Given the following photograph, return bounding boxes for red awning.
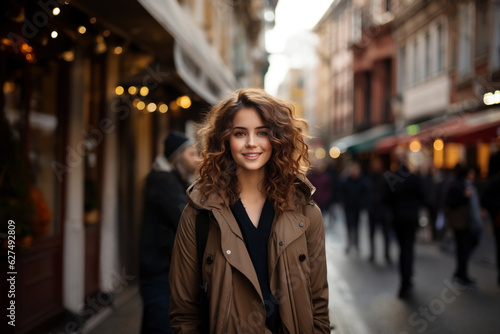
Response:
[376,108,500,152]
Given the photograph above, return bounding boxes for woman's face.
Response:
[229,107,272,174]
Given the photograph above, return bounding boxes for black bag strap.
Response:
[195,209,210,333]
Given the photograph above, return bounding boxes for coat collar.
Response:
[186,173,316,211]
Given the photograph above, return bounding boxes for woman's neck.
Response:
[237,169,266,201]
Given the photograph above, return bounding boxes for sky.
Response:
[264,0,335,95]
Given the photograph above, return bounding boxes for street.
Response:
[325,206,500,334]
[86,206,500,334]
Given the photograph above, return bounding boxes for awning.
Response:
[376,108,500,151]
[330,124,395,153]
[138,0,240,105]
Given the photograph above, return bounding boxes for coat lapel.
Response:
[212,207,264,301]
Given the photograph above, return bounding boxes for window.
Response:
[457,3,472,76]
[2,56,62,242]
[398,46,406,92]
[475,3,488,59]
[424,32,431,78]
[412,39,418,84]
[436,23,445,73]
[491,0,500,69]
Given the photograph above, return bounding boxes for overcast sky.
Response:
[264,0,334,95]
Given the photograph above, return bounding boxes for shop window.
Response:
[1,55,61,246]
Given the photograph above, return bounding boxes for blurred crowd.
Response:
[308,152,500,298]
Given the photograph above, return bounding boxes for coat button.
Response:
[279,241,284,246]
[299,222,304,227]
[226,250,231,255]
[206,255,214,265]
[299,254,306,262]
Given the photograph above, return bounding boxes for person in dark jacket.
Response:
[383,160,427,298]
[139,132,199,334]
[367,157,392,264]
[445,165,482,287]
[341,162,369,254]
[483,153,500,286]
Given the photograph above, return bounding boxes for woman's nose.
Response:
[246,134,256,147]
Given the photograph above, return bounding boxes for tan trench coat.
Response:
[169,177,330,333]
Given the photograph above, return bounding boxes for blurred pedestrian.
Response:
[445,165,482,287]
[383,160,427,298]
[139,132,199,334]
[367,157,392,264]
[309,159,333,225]
[168,89,330,333]
[340,162,369,254]
[481,159,500,287]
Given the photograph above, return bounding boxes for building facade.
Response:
[378,0,500,175]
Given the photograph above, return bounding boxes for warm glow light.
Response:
[128,86,138,95]
[115,86,124,95]
[25,54,33,61]
[51,31,58,38]
[409,140,421,152]
[52,7,60,15]
[433,139,444,151]
[3,82,15,94]
[90,17,97,24]
[483,91,500,106]
[20,43,33,53]
[102,30,110,37]
[315,148,326,159]
[78,26,86,34]
[176,95,191,109]
[61,50,74,62]
[136,101,145,110]
[169,101,179,111]
[114,46,123,55]
[147,103,157,112]
[329,147,341,159]
[158,103,168,113]
[140,86,149,96]
[133,98,141,107]
[1,38,12,46]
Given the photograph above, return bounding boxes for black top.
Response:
[231,199,281,333]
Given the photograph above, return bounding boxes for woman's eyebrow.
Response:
[232,126,269,130]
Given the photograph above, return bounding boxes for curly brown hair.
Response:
[196,88,310,215]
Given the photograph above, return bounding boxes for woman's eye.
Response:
[234,131,245,137]
[258,131,268,136]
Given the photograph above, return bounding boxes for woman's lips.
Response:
[242,153,262,160]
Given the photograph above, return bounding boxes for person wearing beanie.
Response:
[139,132,199,334]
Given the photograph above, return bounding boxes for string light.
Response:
[147,103,157,112]
[158,103,168,113]
[78,26,86,34]
[433,139,444,151]
[114,46,123,55]
[90,17,97,24]
[52,7,61,15]
[136,101,145,110]
[128,86,138,95]
[51,31,58,39]
[115,86,124,95]
[176,95,191,109]
[409,140,422,153]
[140,86,149,96]
[329,147,341,159]
[315,148,326,159]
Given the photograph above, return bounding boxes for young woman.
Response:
[168,88,330,333]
